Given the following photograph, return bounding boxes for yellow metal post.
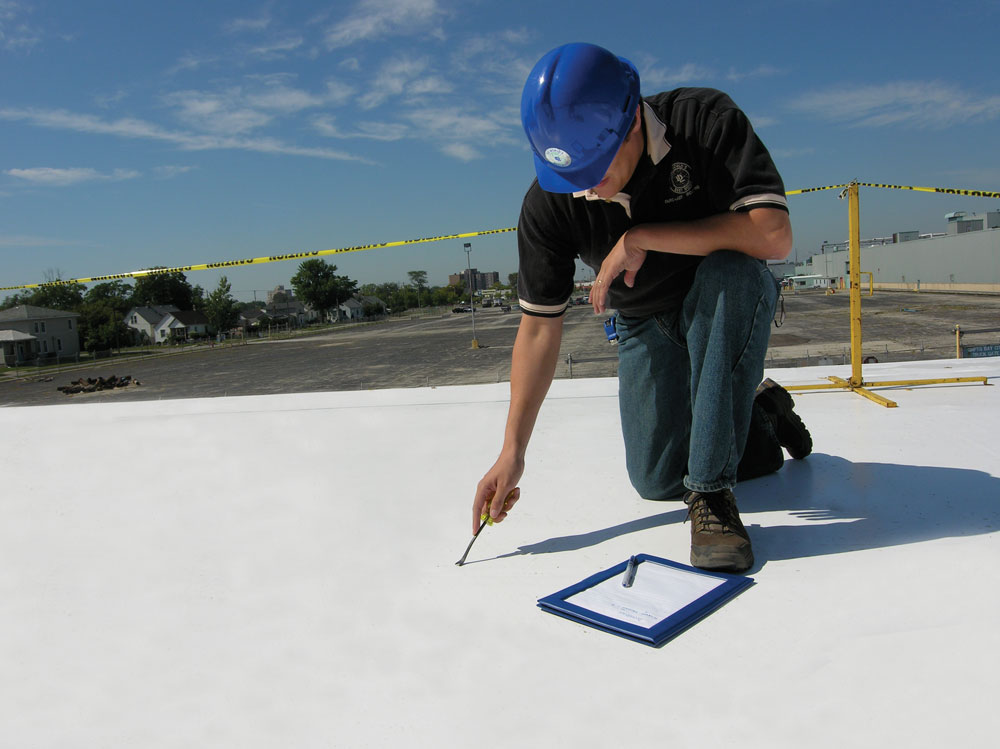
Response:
[861,271,874,296]
[848,182,863,387]
[779,180,990,407]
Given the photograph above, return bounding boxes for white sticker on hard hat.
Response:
[544,148,572,167]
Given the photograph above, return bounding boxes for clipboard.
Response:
[537,554,753,647]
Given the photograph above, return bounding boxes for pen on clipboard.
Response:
[622,555,639,587]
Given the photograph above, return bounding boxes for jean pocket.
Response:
[653,307,686,349]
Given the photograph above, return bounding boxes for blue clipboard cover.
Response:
[537,554,753,647]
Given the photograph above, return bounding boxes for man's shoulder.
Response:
[521,178,579,219]
[645,88,740,118]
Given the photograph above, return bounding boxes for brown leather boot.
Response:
[754,378,812,460]
[684,489,754,572]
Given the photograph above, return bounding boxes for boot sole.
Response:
[690,544,754,573]
[757,380,812,459]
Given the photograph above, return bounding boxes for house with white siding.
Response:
[123,306,179,344]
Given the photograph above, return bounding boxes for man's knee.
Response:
[696,251,767,294]
[627,467,687,501]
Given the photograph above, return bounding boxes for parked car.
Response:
[452,306,472,313]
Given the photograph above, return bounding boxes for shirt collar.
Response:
[572,100,672,218]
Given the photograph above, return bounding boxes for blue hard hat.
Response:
[521,43,640,193]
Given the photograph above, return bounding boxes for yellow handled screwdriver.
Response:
[455,490,516,566]
[455,513,493,567]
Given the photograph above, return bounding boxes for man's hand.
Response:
[473,455,523,533]
[591,230,647,314]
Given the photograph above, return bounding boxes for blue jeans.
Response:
[615,251,779,499]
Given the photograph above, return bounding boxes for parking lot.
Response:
[2,289,998,408]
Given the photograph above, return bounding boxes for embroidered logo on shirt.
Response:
[670,162,694,195]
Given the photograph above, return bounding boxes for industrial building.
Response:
[790,210,1000,293]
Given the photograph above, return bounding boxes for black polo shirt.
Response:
[517,87,788,319]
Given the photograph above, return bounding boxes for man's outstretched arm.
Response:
[472,312,564,533]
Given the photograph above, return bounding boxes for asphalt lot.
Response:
[2,290,999,408]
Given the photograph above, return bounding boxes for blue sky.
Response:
[2,0,998,302]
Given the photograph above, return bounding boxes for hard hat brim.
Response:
[532,150,612,194]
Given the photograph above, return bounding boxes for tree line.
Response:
[1,260,519,352]
[1,270,242,352]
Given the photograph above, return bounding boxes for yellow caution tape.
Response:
[3,181,996,292]
[0,227,517,292]
[784,184,849,196]
[855,182,1000,198]
[786,182,1000,198]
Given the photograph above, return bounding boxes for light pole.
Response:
[464,242,479,349]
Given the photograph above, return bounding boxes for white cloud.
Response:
[163,90,274,134]
[93,87,129,109]
[452,29,531,75]
[357,56,453,109]
[324,0,443,49]
[0,0,41,52]
[405,107,507,141]
[224,14,271,34]
[788,81,1000,129]
[324,79,356,104]
[246,86,326,113]
[404,106,517,161]
[407,75,452,97]
[312,115,408,141]
[727,64,783,83]
[153,165,197,179]
[640,61,714,90]
[0,107,372,163]
[249,36,304,58]
[440,142,480,161]
[749,115,778,128]
[5,167,140,187]
[167,52,219,76]
[162,77,354,136]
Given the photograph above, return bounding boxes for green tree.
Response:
[204,276,239,334]
[2,291,35,310]
[78,281,133,350]
[131,268,194,309]
[84,281,133,313]
[28,282,85,312]
[78,300,131,351]
[508,272,519,289]
[430,285,461,306]
[191,285,206,312]
[407,270,427,308]
[291,259,357,321]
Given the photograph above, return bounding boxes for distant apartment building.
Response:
[267,285,295,304]
[448,268,500,291]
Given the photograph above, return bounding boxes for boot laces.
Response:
[685,491,741,534]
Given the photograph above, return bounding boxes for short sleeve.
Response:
[516,183,577,317]
[703,104,788,214]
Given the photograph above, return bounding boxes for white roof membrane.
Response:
[1,357,998,747]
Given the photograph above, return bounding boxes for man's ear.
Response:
[624,105,642,143]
